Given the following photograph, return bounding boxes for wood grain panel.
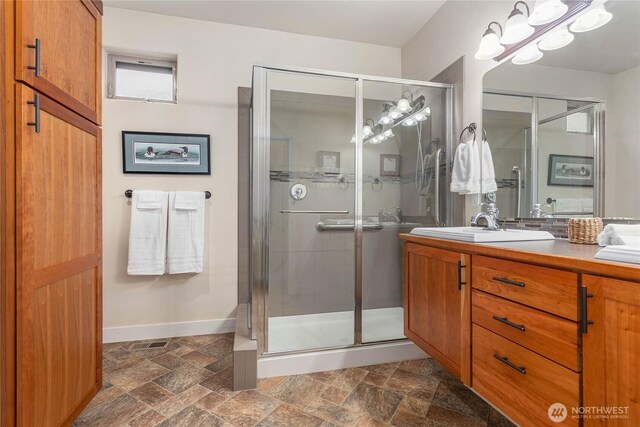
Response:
[583,275,640,426]
[472,290,580,371]
[473,325,580,427]
[16,85,101,426]
[33,270,98,426]
[1,0,17,424]
[472,255,579,321]
[15,0,101,124]
[404,243,467,380]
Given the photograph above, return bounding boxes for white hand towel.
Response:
[128,191,169,275]
[581,199,594,213]
[597,224,640,246]
[450,139,480,194]
[167,191,206,274]
[481,140,498,194]
[555,198,580,213]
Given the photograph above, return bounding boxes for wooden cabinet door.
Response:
[15,0,101,125]
[583,275,640,426]
[15,84,102,427]
[403,243,470,383]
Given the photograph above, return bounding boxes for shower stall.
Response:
[249,66,454,359]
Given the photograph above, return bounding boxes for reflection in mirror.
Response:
[482,0,640,220]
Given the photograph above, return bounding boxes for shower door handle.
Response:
[433,148,445,226]
[281,210,350,214]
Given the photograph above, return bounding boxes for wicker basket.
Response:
[568,218,603,244]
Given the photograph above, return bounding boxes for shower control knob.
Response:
[290,183,307,200]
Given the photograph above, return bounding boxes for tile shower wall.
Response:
[268,91,408,317]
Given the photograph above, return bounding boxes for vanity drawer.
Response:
[472,325,580,427]
[472,290,579,371]
[472,256,578,320]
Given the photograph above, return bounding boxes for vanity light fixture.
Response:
[512,43,544,65]
[570,2,612,33]
[363,118,375,137]
[378,104,394,125]
[501,1,535,45]
[474,22,505,60]
[397,92,412,113]
[538,26,574,50]
[528,0,568,26]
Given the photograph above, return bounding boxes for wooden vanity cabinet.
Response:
[582,275,640,426]
[403,243,471,384]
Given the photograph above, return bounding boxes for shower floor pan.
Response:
[267,307,404,354]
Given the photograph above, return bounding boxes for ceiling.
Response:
[103,0,446,48]
[537,0,640,75]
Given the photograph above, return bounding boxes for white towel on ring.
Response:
[167,191,206,274]
[450,138,480,194]
[481,140,498,193]
[127,191,169,275]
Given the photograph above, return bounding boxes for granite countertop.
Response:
[400,234,640,283]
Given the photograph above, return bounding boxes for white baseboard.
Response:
[103,318,236,343]
[257,341,427,378]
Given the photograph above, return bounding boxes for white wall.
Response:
[102,7,401,337]
[610,65,640,217]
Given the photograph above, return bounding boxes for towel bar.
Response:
[124,190,211,199]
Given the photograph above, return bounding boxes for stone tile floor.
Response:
[75,333,515,426]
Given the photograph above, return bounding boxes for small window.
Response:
[107,54,177,103]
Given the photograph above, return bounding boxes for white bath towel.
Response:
[128,191,169,275]
[450,139,480,194]
[595,244,640,265]
[555,198,580,213]
[481,140,498,193]
[597,224,640,246]
[167,191,206,274]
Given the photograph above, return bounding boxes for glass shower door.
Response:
[265,70,357,353]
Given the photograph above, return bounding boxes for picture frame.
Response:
[122,131,211,175]
[547,154,594,187]
[380,154,400,177]
[316,151,340,174]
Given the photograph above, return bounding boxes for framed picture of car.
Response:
[122,131,211,174]
[547,154,594,187]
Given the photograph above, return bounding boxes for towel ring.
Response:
[458,123,477,146]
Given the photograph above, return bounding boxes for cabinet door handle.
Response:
[580,286,594,334]
[457,260,466,290]
[492,315,525,331]
[492,276,525,287]
[27,94,41,133]
[27,38,41,77]
[493,354,526,374]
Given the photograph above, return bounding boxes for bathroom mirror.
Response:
[482,0,640,220]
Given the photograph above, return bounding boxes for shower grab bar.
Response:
[281,209,350,214]
[512,166,522,217]
[433,147,445,226]
[316,222,383,231]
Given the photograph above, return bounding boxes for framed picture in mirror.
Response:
[547,154,594,187]
[317,151,340,174]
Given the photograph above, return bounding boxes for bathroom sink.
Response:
[410,227,555,243]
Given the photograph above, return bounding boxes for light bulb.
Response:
[538,26,574,50]
[512,43,543,65]
[402,118,417,127]
[528,0,568,26]
[379,134,388,141]
[475,28,505,60]
[389,106,402,119]
[378,113,393,125]
[383,129,394,138]
[501,7,535,44]
[397,97,411,113]
[570,4,612,33]
[363,125,373,137]
[414,112,428,121]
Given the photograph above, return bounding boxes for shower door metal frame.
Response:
[251,65,453,356]
[483,89,605,217]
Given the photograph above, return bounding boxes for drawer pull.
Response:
[26,94,41,133]
[493,354,526,374]
[492,315,525,331]
[492,276,525,287]
[27,38,41,77]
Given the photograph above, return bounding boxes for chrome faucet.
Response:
[471,203,501,231]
